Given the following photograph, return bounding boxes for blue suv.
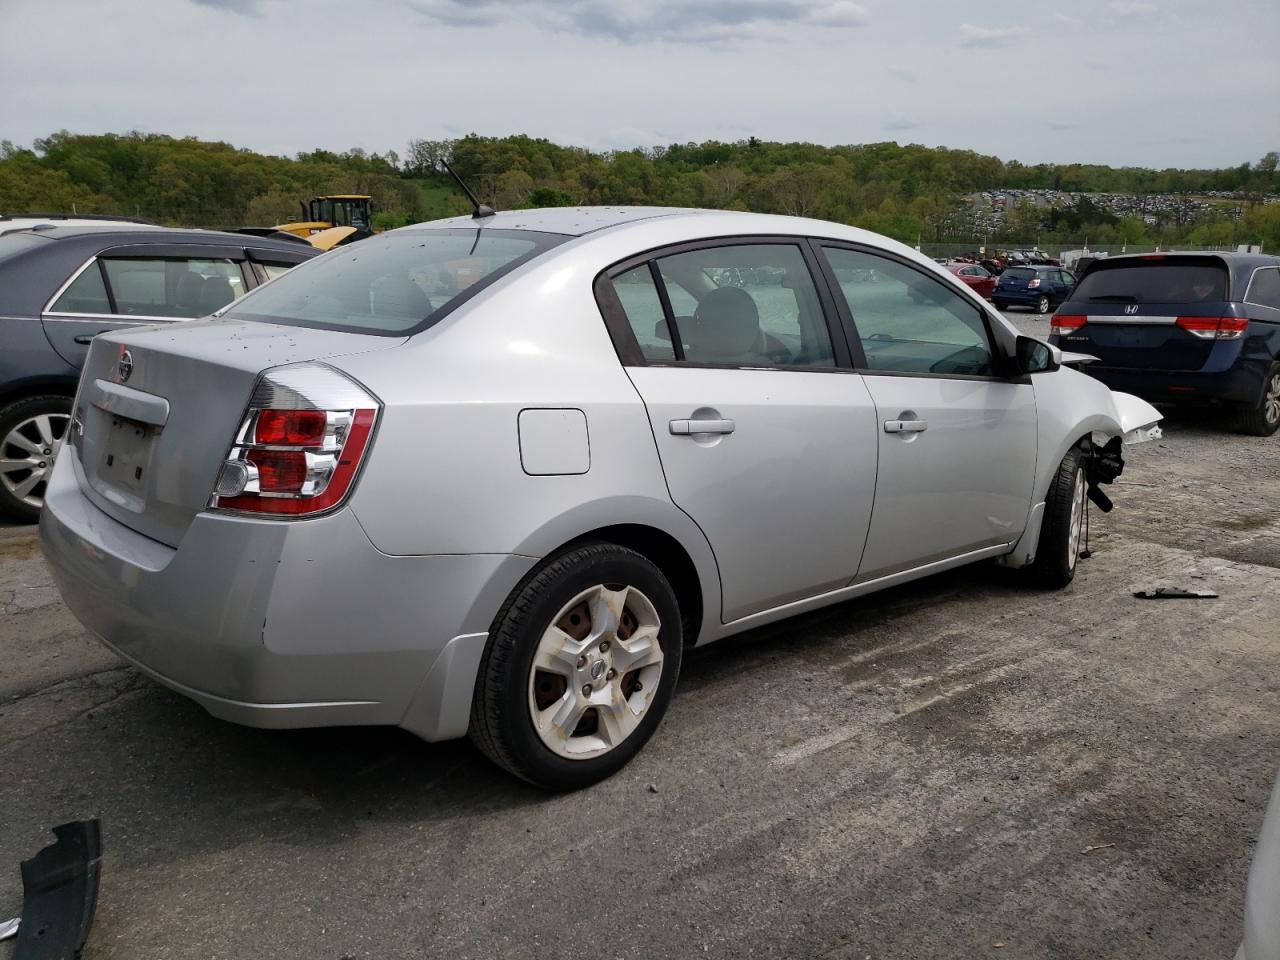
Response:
[993,265,1077,314]
[1049,252,1280,436]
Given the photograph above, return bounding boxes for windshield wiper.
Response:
[1088,294,1140,302]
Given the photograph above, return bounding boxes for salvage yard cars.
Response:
[40,207,1161,789]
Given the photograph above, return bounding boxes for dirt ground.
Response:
[1,312,1277,959]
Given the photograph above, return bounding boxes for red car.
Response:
[944,260,997,300]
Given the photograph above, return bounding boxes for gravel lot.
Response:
[1,310,1277,959]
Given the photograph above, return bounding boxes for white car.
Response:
[40,207,1161,789]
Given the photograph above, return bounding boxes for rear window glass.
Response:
[227,229,565,336]
[1003,267,1036,281]
[1073,259,1229,304]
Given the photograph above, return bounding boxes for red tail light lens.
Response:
[254,409,328,446]
[1051,314,1086,336]
[1175,316,1249,341]
[246,450,308,493]
[211,363,380,518]
[1027,278,1041,288]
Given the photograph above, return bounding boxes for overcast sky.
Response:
[3,0,1277,169]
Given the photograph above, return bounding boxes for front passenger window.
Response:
[821,247,995,377]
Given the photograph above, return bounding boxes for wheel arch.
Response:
[0,375,78,410]
[511,497,722,648]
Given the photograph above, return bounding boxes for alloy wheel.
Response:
[527,583,665,760]
[1067,466,1086,571]
[0,413,70,510]
[1265,372,1280,427]
[1037,295,1050,314]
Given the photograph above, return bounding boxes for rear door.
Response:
[597,239,879,623]
[1052,256,1233,371]
[42,244,253,368]
[817,244,1037,580]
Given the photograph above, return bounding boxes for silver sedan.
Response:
[40,208,1161,789]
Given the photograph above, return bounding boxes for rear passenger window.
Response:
[608,244,836,367]
[1246,267,1280,310]
[261,263,293,282]
[101,258,246,318]
[822,247,994,377]
[49,262,111,314]
[612,266,676,361]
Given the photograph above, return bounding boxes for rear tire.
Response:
[1024,445,1088,589]
[993,300,1009,311]
[1234,363,1280,437]
[1035,294,1051,315]
[0,395,73,523]
[469,542,683,790]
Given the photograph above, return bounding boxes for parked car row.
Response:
[0,224,317,520]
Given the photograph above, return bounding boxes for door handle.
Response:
[73,330,112,345]
[884,419,927,434]
[670,418,736,436]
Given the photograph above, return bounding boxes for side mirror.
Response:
[1014,335,1060,375]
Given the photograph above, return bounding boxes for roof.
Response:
[418,206,705,237]
[7,224,312,251]
[1095,250,1280,269]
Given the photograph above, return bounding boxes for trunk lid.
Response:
[71,317,403,546]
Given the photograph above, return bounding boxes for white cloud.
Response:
[407,0,870,44]
[957,23,1030,48]
[1054,12,1083,25]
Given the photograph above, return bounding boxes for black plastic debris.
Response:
[7,820,102,960]
[1133,587,1220,600]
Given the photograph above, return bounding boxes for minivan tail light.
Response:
[1175,316,1248,341]
[1051,314,1086,336]
[210,363,380,518]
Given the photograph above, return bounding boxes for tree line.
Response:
[2,131,1277,249]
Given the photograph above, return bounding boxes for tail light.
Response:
[210,363,380,517]
[1175,316,1249,341]
[1051,314,1087,336]
[1027,278,1041,288]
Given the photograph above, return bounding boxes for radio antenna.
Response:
[440,159,495,219]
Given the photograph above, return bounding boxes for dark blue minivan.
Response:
[993,264,1077,314]
[1049,252,1280,435]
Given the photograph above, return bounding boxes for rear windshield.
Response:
[0,232,53,261]
[1072,258,1229,304]
[1003,267,1036,281]
[227,228,566,336]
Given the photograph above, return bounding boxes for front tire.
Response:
[1234,363,1280,437]
[1025,445,1088,589]
[0,395,73,523]
[469,542,683,790]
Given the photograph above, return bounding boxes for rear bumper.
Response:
[39,454,535,741]
[994,289,1046,305]
[1077,361,1267,406]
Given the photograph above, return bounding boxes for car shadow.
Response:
[18,561,1011,879]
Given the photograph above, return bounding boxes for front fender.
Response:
[999,368,1162,569]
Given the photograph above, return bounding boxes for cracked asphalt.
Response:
[1,311,1277,959]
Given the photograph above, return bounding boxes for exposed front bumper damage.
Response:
[3,820,102,959]
[39,454,536,742]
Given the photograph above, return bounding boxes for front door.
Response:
[818,244,1038,579]
[599,240,879,623]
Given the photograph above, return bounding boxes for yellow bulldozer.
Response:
[274,195,375,250]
